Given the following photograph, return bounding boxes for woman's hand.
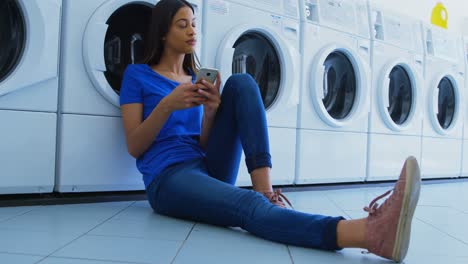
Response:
[161,82,206,112]
[197,72,221,117]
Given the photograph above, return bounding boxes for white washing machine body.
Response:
[202,0,301,187]
[461,37,468,176]
[57,0,203,192]
[366,6,425,181]
[296,0,371,184]
[0,0,61,194]
[421,24,465,179]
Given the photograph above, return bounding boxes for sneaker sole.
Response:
[392,156,421,262]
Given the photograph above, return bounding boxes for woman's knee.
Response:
[226,73,255,85]
[224,74,260,97]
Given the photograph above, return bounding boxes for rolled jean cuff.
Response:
[246,153,272,173]
[323,216,347,251]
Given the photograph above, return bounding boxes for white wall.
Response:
[370,0,468,34]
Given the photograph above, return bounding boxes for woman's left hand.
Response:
[197,72,221,117]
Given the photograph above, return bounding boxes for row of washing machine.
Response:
[0,0,467,195]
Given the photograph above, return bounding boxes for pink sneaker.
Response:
[262,189,294,209]
[364,156,421,262]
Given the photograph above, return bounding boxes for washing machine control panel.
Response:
[303,0,369,39]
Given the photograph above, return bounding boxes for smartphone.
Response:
[196,67,218,84]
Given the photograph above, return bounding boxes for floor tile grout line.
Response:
[34,256,48,264]
[170,222,197,264]
[286,245,295,264]
[416,216,468,247]
[325,188,403,216]
[1,201,136,224]
[0,207,39,224]
[36,201,136,260]
[450,206,468,215]
[418,204,468,214]
[458,209,468,215]
[0,251,45,258]
[35,255,149,264]
[0,202,139,234]
[418,204,457,208]
[84,233,186,242]
[324,194,356,219]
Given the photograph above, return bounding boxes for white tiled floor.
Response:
[1,181,467,264]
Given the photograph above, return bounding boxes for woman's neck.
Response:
[155,49,187,75]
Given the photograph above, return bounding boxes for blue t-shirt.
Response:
[120,64,205,188]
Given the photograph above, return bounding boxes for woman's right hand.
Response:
[160,83,206,112]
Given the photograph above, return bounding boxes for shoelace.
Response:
[264,189,294,209]
[363,189,393,215]
[361,188,396,256]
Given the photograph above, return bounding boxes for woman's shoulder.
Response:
[124,64,150,77]
[120,64,153,93]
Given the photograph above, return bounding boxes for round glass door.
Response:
[232,32,281,109]
[0,0,26,83]
[322,51,356,120]
[104,4,151,94]
[436,77,456,129]
[387,66,412,125]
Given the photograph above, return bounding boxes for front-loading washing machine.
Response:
[57,0,203,192]
[0,0,61,194]
[202,0,301,187]
[366,6,425,181]
[296,0,371,184]
[421,24,465,179]
[461,37,468,177]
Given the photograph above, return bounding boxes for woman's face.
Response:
[164,6,197,54]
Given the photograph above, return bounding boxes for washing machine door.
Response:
[0,0,60,96]
[378,60,420,132]
[216,25,298,111]
[83,0,156,107]
[309,44,369,127]
[83,0,203,107]
[428,74,460,135]
[0,0,25,84]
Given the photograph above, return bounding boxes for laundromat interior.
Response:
[1,0,468,263]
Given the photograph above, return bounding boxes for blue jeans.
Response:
[146,74,345,250]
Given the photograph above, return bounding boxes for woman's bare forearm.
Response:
[127,99,173,158]
[199,112,216,149]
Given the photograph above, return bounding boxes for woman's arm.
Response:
[197,75,222,149]
[121,98,173,159]
[122,82,206,159]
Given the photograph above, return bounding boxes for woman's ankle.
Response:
[250,167,273,193]
[336,218,368,249]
